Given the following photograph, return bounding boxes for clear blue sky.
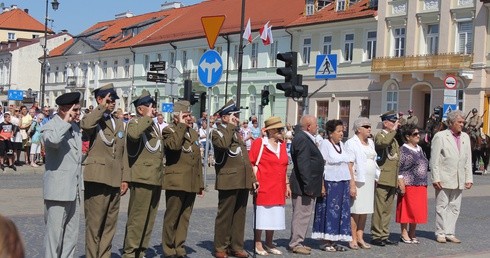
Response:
[2,0,203,35]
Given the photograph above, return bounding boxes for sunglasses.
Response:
[361,125,371,129]
[411,132,420,136]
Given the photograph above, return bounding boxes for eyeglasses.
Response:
[411,132,420,136]
[361,125,371,129]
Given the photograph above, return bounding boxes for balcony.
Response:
[66,76,87,89]
[371,53,473,73]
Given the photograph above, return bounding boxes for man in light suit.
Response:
[288,115,324,255]
[430,110,473,244]
[81,83,127,258]
[42,92,83,258]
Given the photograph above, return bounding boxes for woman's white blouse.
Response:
[319,139,354,181]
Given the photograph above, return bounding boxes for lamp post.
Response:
[40,0,59,108]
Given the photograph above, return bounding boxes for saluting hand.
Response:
[145,103,154,118]
[63,104,76,123]
[100,93,112,109]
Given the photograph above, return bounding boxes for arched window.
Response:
[383,81,399,112]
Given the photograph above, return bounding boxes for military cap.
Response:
[472,108,478,113]
[380,110,398,122]
[132,90,156,108]
[174,100,191,113]
[92,83,119,101]
[216,100,240,116]
[56,92,81,106]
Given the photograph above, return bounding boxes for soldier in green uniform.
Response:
[122,90,164,258]
[466,108,482,139]
[81,83,127,258]
[161,100,204,258]
[406,109,419,126]
[212,100,257,258]
[371,111,400,246]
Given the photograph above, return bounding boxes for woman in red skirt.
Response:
[396,124,429,244]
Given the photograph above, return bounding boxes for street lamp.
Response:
[40,0,59,108]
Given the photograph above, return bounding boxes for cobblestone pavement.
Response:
[1,165,490,258]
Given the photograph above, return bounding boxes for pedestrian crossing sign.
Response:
[443,104,458,119]
[315,54,337,79]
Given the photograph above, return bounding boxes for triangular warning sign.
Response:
[201,15,226,49]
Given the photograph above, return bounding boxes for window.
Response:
[323,35,332,54]
[317,101,329,131]
[344,34,354,62]
[297,101,304,123]
[63,68,67,82]
[339,100,351,138]
[386,91,398,111]
[47,68,51,83]
[318,0,331,9]
[102,61,108,79]
[251,43,258,68]
[302,38,311,65]
[393,27,406,57]
[143,55,149,73]
[182,50,187,70]
[170,51,176,65]
[366,31,377,60]
[427,24,439,55]
[458,21,473,54]
[55,67,59,83]
[32,34,39,39]
[216,46,223,56]
[233,45,239,69]
[112,60,118,78]
[7,33,15,40]
[269,42,278,67]
[157,53,162,61]
[124,58,130,78]
[361,99,370,117]
[337,0,347,11]
[306,0,315,15]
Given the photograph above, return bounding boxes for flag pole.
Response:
[236,0,246,109]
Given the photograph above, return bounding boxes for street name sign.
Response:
[150,61,166,71]
[147,72,168,83]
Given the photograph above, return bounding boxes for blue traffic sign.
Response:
[315,54,337,79]
[162,103,173,113]
[198,50,223,88]
[443,104,458,119]
[8,90,23,101]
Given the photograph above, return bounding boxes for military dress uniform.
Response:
[81,83,125,258]
[161,101,204,258]
[371,111,400,246]
[466,109,482,139]
[212,100,256,258]
[122,91,165,258]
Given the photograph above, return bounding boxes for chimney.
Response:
[161,2,183,10]
[10,5,18,9]
[115,11,134,19]
[61,29,68,33]
[24,8,29,13]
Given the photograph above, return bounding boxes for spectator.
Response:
[0,112,17,171]
[9,108,22,166]
[312,119,354,252]
[19,106,33,165]
[371,111,400,246]
[240,120,253,151]
[0,213,25,258]
[249,116,290,255]
[396,124,429,244]
[250,119,261,140]
[29,113,44,167]
[0,104,4,123]
[154,113,168,134]
[197,111,208,128]
[406,109,418,126]
[285,123,294,164]
[40,107,51,126]
[430,110,473,243]
[345,117,378,249]
[288,115,324,255]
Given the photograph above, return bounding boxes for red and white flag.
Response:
[260,21,273,46]
[243,18,253,43]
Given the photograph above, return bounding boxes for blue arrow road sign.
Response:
[315,54,337,79]
[8,90,23,101]
[443,104,458,119]
[198,50,223,88]
[162,103,173,113]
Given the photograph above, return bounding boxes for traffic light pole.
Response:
[303,79,329,116]
[236,0,246,109]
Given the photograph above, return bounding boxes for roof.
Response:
[0,8,54,33]
[0,32,71,53]
[288,0,376,28]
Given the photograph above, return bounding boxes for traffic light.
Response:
[184,79,199,105]
[276,52,298,97]
[293,74,308,98]
[261,90,270,106]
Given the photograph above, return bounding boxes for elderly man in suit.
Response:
[81,83,127,258]
[162,100,204,258]
[288,115,324,255]
[122,90,164,258]
[430,110,473,243]
[212,100,257,258]
[42,92,83,258]
[371,111,400,246]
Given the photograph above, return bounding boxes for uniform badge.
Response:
[117,131,124,139]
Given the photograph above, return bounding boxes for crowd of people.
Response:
[0,87,475,257]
